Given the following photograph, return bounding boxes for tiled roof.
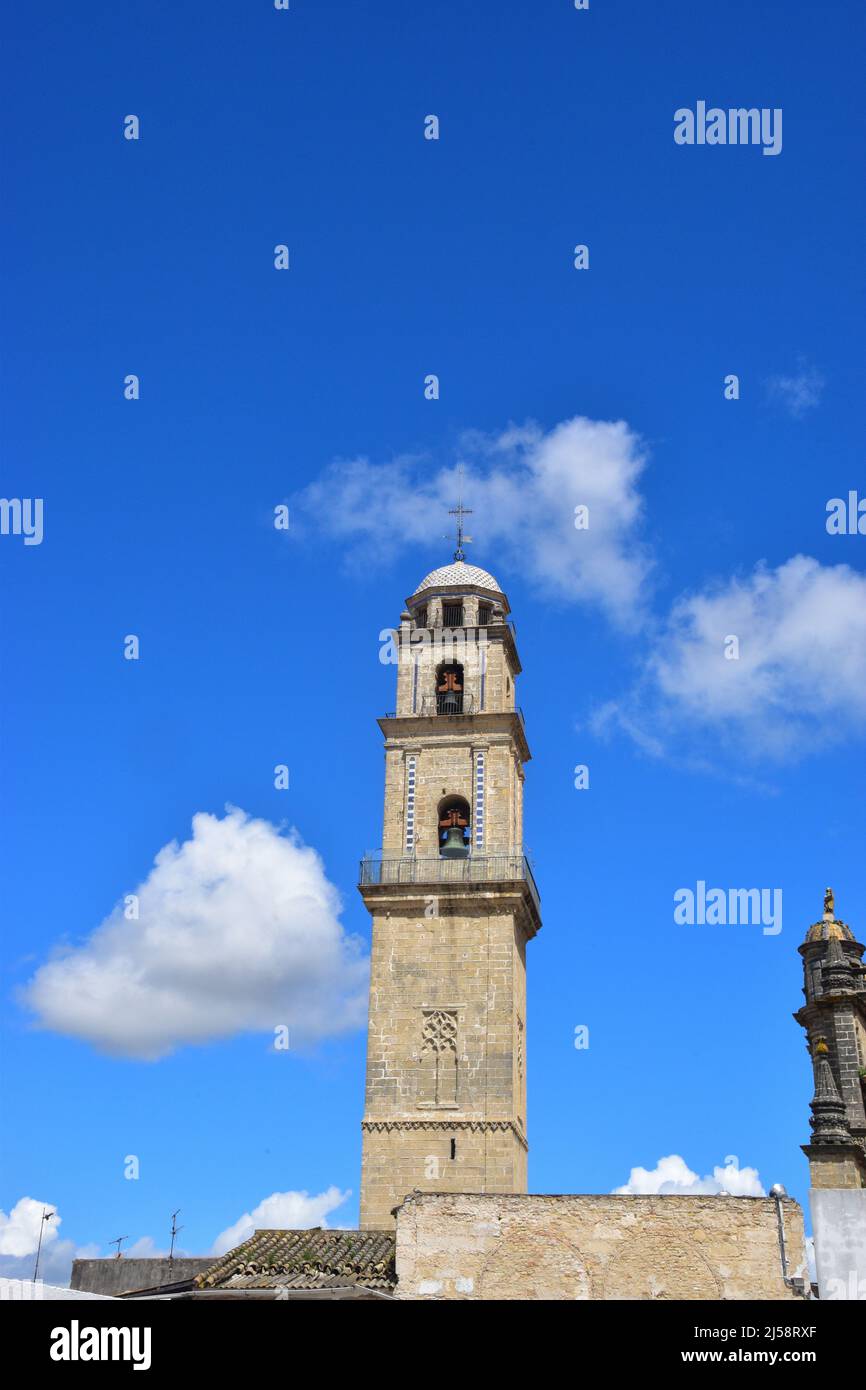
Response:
[195,1229,396,1292]
[413,560,502,596]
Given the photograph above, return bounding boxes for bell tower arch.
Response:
[358,548,540,1230]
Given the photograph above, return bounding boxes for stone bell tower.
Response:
[794,889,866,1190]
[358,527,541,1230]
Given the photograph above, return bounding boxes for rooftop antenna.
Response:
[447,463,473,562]
[169,1210,183,1267]
[32,1207,54,1283]
[110,1235,128,1260]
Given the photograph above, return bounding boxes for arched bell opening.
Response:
[438,795,471,859]
[435,661,464,715]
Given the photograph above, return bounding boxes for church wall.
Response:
[362,903,522,1119]
[360,1125,525,1232]
[394,1193,809,1301]
[810,1189,866,1298]
[477,636,515,713]
[832,1006,866,1130]
[381,747,405,852]
[380,737,521,856]
[809,1154,866,1189]
[513,927,528,1131]
[392,628,516,719]
[486,740,521,851]
[359,900,529,1229]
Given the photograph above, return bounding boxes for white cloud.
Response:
[295,416,652,626]
[0,1198,99,1285]
[23,808,368,1060]
[0,1197,59,1258]
[0,1186,353,1287]
[594,555,866,762]
[767,364,824,418]
[211,1186,351,1255]
[613,1154,765,1196]
[124,1236,169,1259]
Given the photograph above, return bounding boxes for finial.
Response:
[823,887,835,919]
[448,463,473,562]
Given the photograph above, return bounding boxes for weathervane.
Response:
[447,464,473,562]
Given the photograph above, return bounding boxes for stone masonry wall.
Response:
[71,1258,216,1296]
[394,1192,809,1300]
[359,899,530,1230]
[394,625,516,719]
[381,736,521,855]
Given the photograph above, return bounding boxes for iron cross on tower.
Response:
[448,467,473,561]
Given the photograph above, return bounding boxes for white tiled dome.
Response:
[412,561,503,596]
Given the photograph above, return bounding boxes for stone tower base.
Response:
[360,1119,527,1231]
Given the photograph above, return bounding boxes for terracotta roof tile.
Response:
[196,1229,396,1292]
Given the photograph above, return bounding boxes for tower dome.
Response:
[412,560,503,597]
[804,887,857,944]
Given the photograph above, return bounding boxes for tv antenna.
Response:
[169,1210,183,1265]
[32,1207,54,1283]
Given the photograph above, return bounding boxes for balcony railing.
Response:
[421,615,516,641]
[382,698,526,725]
[420,692,476,716]
[359,851,540,913]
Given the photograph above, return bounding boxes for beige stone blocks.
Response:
[361,578,535,1231]
[394,1193,809,1301]
[359,901,532,1229]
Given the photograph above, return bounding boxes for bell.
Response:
[439,691,461,715]
[440,825,469,859]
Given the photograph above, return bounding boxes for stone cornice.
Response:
[361,1117,529,1151]
[379,710,531,764]
[358,877,541,940]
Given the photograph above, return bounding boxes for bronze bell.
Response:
[440,825,469,859]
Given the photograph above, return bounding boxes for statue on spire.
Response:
[824,887,835,918]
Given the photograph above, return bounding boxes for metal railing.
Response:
[382,697,525,723]
[359,851,540,912]
[420,692,476,716]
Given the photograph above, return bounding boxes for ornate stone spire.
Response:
[821,934,855,996]
[808,1038,852,1145]
[796,891,866,1188]
[803,887,855,944]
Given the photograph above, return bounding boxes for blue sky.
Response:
[2,0,865,1276]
